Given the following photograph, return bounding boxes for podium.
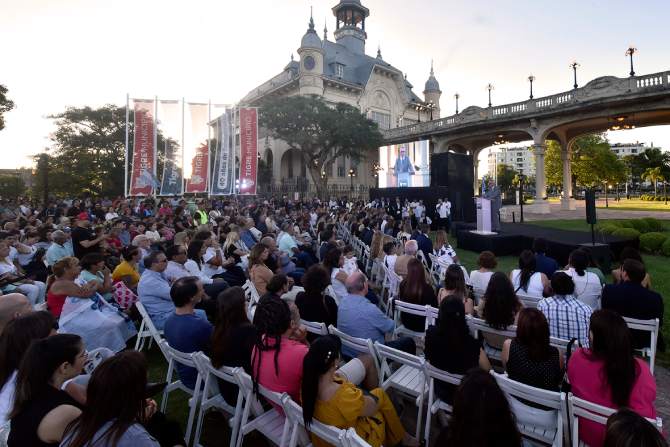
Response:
[474,197,494,234]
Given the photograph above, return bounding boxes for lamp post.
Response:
[486,83,494,108]
[454,93,460,114]
[349,168,355,194]
[570,61,580,89]
[528,75,535,99]
[426,101,436,121]
[625,46,637,77]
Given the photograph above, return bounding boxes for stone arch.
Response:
[280,148,306,180]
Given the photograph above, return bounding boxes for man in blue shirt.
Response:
[532,238,559,278]
[164,276,212,390]
[337,272,415,358]
[137,251,175,330]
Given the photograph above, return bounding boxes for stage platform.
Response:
[455,222,639,269]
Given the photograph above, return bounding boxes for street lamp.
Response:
[454,93,460,115]
[348,168,356,193]
[570,61,580,89]
[528,75,535,99]
[426,101,436,121]
[625,46,637,77]
[486,83,494,108]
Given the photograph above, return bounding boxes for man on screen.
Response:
[392,146,415,187]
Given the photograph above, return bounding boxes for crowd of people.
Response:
[0,195,666,447]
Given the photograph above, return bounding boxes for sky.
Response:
[1,0,669,170]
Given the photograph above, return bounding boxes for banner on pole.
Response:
[185,103,210,194]
[129,99,156,196]
[238,107,258,195]
[158,100,183,196]
[210,110,234,195]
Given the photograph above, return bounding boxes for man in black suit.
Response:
[602,259,664,350]
[411,223,434,267]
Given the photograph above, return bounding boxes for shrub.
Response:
[597,223,620,235]
[639,232,668,253]
[618,221,635,229]
[627,219,650,234]
[611,228,640,240]
[641,217,664,232]
[662,238,670,257]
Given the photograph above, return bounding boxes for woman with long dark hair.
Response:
[8,334,85,446]
[322,248,348,303]
[60,351,164,447]
[424,296,491,403]
[510,249,549,297]
[480,272,521,330]
[211,287,257,405]
[437,369,522,447]
[568,309,656,447]
[437,264,473,314]
[502,308,563,391]
[300,335,417,447]
[563,249,602,309]
[294,265,338,332]
[398,258,437,332]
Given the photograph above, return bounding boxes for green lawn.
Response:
[596,199,670,212]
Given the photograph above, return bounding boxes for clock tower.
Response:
[298,14,324,96]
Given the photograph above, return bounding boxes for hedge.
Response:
[639,232,668,253]
[641,217,665,232]
[627,219,650,234]
[662,238,670,257]
[611,228,641,239]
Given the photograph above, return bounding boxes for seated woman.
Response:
[398,258,437,333]
[433,230,459,265]
[612,246,652,289]
[568,309,656,447]
[52,257,136,353]
[8,334,85,447]
[301,335,419,447]
[381,240,398,274]
[223,231,249,270]
[436,369,522,447]
[111,246,141,291]
[502,308,563,391]
[0,240,47,306]
[603,408,667,447]
[0,312,56,443]
[211,287,258,406]
[437,264,473,314]
[563,249,602,309]
[60,351,185,447]
[477,272,521,354]
[248,243,273,296]
[578,247,606,286]
[510,250,549,298]
[322,248,349,304]
[295,265,338,334]
[469,250,497,292]
[425,296,491,404]
[77,253,114,302]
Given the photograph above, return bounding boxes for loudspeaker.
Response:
[430,152,475,222]
[585,190,597,224]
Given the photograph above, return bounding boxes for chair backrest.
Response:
[160,339,198,369]
[301,319,329,336]
[193,352,239,389]
[136,301,165,344]
[343,428,373,447]
[425,306,439,328]
[624,316,659,344]
[472,286,487,304]
[328,325,380,372]
[466,316,516,339]
[374,341,424,386]
[492,370,564,410]
[242,280,261,304]
[517,291,542,309]
[424,362,463,388]
[392,299,429,329]
[283,397,346,447]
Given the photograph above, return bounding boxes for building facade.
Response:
[609,142,651,158]
[240,0,441,194]
[486,146,536,179]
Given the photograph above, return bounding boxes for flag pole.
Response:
[124,93,129,198]
[207,99,212,198]
[153,96,158,197]
[181,97,185,197]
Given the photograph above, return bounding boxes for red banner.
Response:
[239,108,258,195]
[129,100,155,196]
[185,143,209,193]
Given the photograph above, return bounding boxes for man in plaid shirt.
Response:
[538,272,593,347]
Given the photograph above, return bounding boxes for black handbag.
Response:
[560,337,581,394]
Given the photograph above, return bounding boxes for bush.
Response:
[641,217,664,232]
[627,219,650,234]
[662,238,670,256]
[611,228,641,240]
[597,223,620,235]
[639,232,668,253]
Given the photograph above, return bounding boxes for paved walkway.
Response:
[502,200,670,222]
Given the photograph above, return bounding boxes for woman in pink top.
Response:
[251,295,308,405]
[568,310,656,447]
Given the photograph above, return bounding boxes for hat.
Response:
[77,212,89,221]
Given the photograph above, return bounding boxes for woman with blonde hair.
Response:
[369,230,383,260]
[223,230,249,270]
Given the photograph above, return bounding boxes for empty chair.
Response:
[624,317,659,374]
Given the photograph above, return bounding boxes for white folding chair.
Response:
[374,341,427,440]
[466,316,516,361]
[517,291,542,309]
[423,362,462,447]
[427,253,441,288]
[380,262,401,302]
[328,325,380,377]
[134,301,165,354]
[301,319,329,337]
[492,371,567,447]
[283,396,346,447]
[568,393,663,447]
[425,305,439,328]
[243,280,262,319]
[416,250,430,273]
[192,353,244,447]
[158,340,202,444]
[391,299,429,339]
[624,317,659,374]
[343,428,373,447]
[235,370,292,447]
[471,287,487,306]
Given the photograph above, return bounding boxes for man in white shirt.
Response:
[436,198,452,231]
[414,200,425,220]
[165,245,228,301]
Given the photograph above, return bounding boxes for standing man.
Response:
[436,198,451,231]
[483,178,502,232]
[393,146,415,187]
[71,212,106,259]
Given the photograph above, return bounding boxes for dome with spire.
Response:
[301,15,322,49]
[424,61,441,93]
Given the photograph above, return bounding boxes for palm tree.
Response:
[642,167,663,197]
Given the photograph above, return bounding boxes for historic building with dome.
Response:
[240,0,441,193]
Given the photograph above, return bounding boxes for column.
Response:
[473,159,479,193]
[561,143,575,210]
[532,143,546,201]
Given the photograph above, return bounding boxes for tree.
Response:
[544,140,563,190]
[495,164,516,193]
[0,174,25,199]
[260,95,384,198]
[572,134,626,189]
[0,84,15,131]
[642,167,664,197]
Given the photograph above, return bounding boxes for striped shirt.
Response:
[538,294,593,348]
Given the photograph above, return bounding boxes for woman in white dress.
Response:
[322,247,349,303]
[0,241,46,306]
[510,250,549,298]
[563,249,602,309]
[470,250,497,293]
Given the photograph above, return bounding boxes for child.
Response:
[342,245,359,275]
